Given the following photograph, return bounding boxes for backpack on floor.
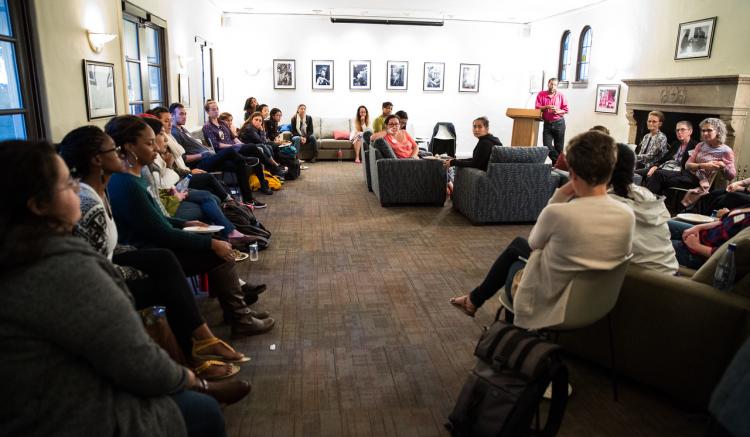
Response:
[221,202,271,249]
[278,156,300,181]
[249,170,283,191]
[446,314,569,437]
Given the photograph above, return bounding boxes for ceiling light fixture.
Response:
[330,16,443,26]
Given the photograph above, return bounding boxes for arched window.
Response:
[558,31,571,81]
[576,26,592,81]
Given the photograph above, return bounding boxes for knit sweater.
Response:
[0,236,187,437]
[108,172,211,252]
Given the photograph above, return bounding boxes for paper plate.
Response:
[675,213,716,224]
[183,225,224,233]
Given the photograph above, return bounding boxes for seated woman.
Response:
[290,104,319,162]
[59,125,251,381]
[443,117,502,172]
[0,139,236,436]
[243,96,258,121]
[668,206,750,269]
[450,130,634,329]
[105,115,275,338]
[238,111,285,175]
[645,118,736,207]
[350,105,370,163]
[218,112,239,137]
[693,177,750,215]
[635,111,668,170]
[140,116,256,246]
[372,114,419,159]
[608,143,678,274]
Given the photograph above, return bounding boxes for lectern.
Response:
[506,108,542,147]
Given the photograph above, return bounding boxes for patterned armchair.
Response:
[452,146,560,224]
[368,139,446,206]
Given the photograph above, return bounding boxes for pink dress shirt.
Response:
[535,91,569,123]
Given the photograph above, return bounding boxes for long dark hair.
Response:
[243,97,257,112]
[58,126,111,179]
[610,143,635,198]
[0,140,65,270]
[140,115,164,136]
[105,115,150,149]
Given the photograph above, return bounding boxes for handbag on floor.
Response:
[222,201,271,249]
[446,314,569,437]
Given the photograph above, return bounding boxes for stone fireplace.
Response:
[623,75,750,178]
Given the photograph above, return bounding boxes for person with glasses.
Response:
[639,120,698,186]
[376,114,418,159]
[645,118,736,206]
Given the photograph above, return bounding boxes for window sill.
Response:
[557,81,570,89]
[571,81,589,89]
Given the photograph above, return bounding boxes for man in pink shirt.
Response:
[535,78,569,162]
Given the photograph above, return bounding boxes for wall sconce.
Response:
[87,30,117,53]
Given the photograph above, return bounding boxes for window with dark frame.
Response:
[122,2,168,115]
[576,26,592,82]
[558,30,571,82]
[0,0,43,141]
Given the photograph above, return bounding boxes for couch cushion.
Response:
[692,226,750,295]
[490,146,548,164]
[372,138,397,159]
[318,118,351,139]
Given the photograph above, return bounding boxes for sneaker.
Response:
[251,200,267,209]
[301,165,310,170]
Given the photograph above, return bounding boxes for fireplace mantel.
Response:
[623,75,750,169]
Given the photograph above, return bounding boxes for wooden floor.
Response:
[208,161,708,436]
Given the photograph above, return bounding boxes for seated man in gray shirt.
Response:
[169,103,272,201]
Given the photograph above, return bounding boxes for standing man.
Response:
[373,101,393,133]
[535,78,569,162]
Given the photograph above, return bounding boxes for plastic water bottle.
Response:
[713,243,737,291]
[337,148,343,162]
[175,174,192,193]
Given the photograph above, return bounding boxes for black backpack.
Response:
[221,202,271,249]
[278,156,300,181]
[446,314,569,437]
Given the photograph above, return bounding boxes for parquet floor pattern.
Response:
[207,162,707,437]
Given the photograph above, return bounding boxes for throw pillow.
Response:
[691,226,750,295]
[372,139,397,160]
[333,130,350,140]
[491,146,548,164]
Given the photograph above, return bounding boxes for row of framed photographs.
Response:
[273,59,480,92]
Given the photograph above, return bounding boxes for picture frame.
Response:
[423,62,445,91]
[312,60,334,90]
[594,84,620,114]
[178,73,190,107]
[674,17,717,60]
[273,59,296,89]
[350,60,371,90]
[386,60,408,90]
[82,60,116,120]
[458,63,480,92]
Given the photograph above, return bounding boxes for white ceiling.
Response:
[211,0,607,24]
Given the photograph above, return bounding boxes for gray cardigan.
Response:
[0,236,188,437]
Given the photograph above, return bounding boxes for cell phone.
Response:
[517,256,528,263]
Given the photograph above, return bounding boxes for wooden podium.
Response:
[506,108,542,147]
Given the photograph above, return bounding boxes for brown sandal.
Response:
[194,360,240,381]
[449,295,477,317]
[193,337,251,364]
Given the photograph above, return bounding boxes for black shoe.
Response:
[260,188,273,195]
[249,308,270,319]
[231,317,275,338]
[250,200,267,209]
[241,282,267,296]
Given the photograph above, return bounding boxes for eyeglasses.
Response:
[97,146,120,155]
[386,123,400,127]
[60,176,81,194]
[675,128,689,132]
[701,128,715,133]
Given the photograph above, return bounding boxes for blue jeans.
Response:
[292,135,318,159]
[171,390,227,437]
[668,219,706,269]
[176,189,235,237]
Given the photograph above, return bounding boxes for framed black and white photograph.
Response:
[312,60,334,90]
[178,73,190,107]
[594,84,620,114]
[423,62,445,91]
[350,60,371,90]
[273,59,296,89]
[386,60,408,90]
[83,60,116,120]
[674,17,717,60]
[459,63,480,92]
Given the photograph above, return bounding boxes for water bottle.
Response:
[710,210,718,219]
[337,148,343,162]
[713,243,737,291]
[175,174,192,193]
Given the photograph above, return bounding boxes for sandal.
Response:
[193,337,251,364]
[449,295,477,317]
[194,360,240,381]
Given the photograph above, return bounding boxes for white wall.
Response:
[219,16,532,155]
[528,0,750,175]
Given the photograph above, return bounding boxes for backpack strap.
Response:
[539,361,569,437]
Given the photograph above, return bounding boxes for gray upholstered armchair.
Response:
[368,139,446,206]
[452,146,560,223]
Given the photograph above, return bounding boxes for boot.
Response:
[207,261,276,337]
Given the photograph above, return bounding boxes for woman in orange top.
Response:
[379,114,418,159]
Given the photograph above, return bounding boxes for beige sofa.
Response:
[283,117,355,161]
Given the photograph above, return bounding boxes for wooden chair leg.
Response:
[607,314,619,402]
